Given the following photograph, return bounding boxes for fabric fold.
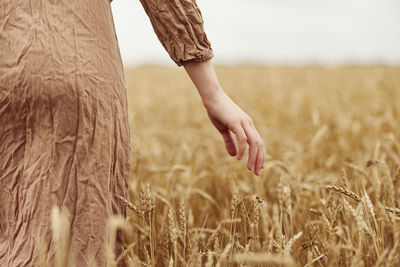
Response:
[138,0,214,66]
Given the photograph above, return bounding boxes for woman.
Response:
[0,0,265,266]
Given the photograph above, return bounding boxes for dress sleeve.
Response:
[138,0,214,66]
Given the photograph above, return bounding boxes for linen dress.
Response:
[0,0,213,266]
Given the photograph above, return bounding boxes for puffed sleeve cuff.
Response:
[176,47,214,66]
[139,0,214,67]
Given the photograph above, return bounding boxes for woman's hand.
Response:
[183,60,265,176]
[203,90,265,175]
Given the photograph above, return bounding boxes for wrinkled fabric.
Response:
[0,0,213,266]
[139,0,214,66]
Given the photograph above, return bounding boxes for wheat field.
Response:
[51,65,400,267]
[113,65,400,266]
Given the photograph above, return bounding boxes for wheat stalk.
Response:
[326,185,362,202]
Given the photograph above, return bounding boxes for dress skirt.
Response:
[0,0,131,266]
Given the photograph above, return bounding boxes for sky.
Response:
[110,0,400,66]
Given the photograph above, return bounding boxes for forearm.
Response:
[183,60,224,106]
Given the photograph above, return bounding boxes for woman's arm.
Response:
[183,60,265,176]
[137,0,264,175]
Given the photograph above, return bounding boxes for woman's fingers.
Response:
[254,145,264,175]
[249,119,265,169]
[229,117,265,175]
[261,145,265,169]
[230,124,247,160]
[242,118,265,175]
[221,130,237,156]
[242,120,259,172]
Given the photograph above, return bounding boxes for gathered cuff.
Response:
[177,48,214,67]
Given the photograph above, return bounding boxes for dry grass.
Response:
[115,65,400,266]
[48,65,400,266]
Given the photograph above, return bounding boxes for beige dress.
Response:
[0,0,213,266]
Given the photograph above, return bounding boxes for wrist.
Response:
[182,59,225,107]
[200,85,225,109]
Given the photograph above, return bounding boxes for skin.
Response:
[183,59,265,176]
